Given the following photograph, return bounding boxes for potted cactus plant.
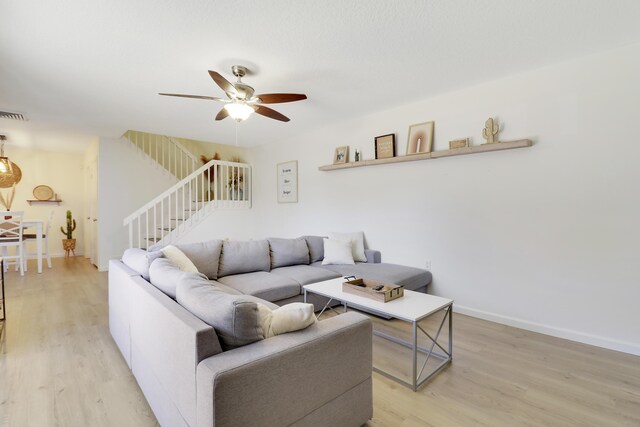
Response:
[60,210,77,258]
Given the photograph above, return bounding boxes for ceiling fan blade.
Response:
[159,93,226,101]
[255,93,307,104]
[208,70,238,97]
[254,105,290,122]
[215,107,229,121]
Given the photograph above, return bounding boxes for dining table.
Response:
[23,219,44,273]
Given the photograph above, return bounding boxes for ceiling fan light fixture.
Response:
[224,102,254,122]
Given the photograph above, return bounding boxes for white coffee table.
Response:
[304,278,453,391]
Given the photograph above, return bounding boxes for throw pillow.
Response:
[176,274,278,350]
[121,248,164,280]
[268,237,310,269]
[322,238,355,265]
[161,245,199,273]
[256,302,316,338]
[327,231,367,262]
[149,258,207,299]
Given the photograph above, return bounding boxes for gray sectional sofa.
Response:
[109,235,432,427]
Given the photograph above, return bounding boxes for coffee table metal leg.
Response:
[412,321,418,391]
[449,305,453,359]
[372,304,453,392]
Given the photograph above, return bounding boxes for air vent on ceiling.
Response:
[0,111,28,121]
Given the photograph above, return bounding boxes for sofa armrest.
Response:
[196,311,373,427]
[365,249,381,263]
[128,272,222,427]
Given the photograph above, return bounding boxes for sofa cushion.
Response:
[218,240,270,278]
[149,258,208,299]
[301,235,325,263]
[327,231,367,262]
[319,263,432,291]
[322,238,355,265]
[271,265,341,286]
[268,237,310,268]
[121,248,164,280]
[176,273,278,350]
[217,271,301,302]
[209,281,243,295]
[173,240,223,280]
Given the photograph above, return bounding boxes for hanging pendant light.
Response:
[0,135,13,178]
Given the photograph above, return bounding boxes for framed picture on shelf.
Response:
[277,160,298,203]
[406,121,434,155]
[333,146,349,164]
[374,134,396,159]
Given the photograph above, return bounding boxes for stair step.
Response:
[144,237,163,242]
[158,227,176,231]
[170,218,186,221]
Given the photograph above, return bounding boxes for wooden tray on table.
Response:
[342,277,404,303]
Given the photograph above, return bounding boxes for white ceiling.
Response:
[2,0,640,151]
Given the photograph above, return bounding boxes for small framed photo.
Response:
[333,146,349,164]
[374,134,396,159]
[407,121,434,155]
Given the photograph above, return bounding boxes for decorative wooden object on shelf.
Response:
[318,139,532,171]
[449,138,469,149]
[33,185,54,201]
[27,199,62,205]
[482,117,500,144]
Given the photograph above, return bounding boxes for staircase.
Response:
[122,132,251,248]
[123,130,199,180]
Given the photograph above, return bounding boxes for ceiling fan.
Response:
[159,65,307,123]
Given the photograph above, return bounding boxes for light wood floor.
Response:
[1,258,639,426]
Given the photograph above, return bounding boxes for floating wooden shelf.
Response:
[27,199,62,205]
[318,139,532,171]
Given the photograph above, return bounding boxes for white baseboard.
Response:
[25,251,84,259]
[453,304,640,357]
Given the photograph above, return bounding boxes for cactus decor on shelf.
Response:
[60,210,77,258]
[482,117,500,144]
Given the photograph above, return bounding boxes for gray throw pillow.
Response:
[121,248,164,280]
[218,240,270,277]
[268,238,310,269]
[176,274,274,350]
[174,240,223,280]
[301,235,326,263]
[149,258,208,299]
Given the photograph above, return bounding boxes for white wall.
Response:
[97,137,176,270]
[246,43,640,355]
[5,146,85,258]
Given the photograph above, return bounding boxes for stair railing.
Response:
[123,131,199,180]
[123,158,251,248]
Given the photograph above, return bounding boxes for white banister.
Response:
[122,131,200,180]
[124,157,251,248]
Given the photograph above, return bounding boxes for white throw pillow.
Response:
[322,238,355,265]
[161,245,198,273]
[327,231,367,262]
[257,302,316,338]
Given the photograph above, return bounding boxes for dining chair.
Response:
[0,211,25,276]
[24,209,54,270]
